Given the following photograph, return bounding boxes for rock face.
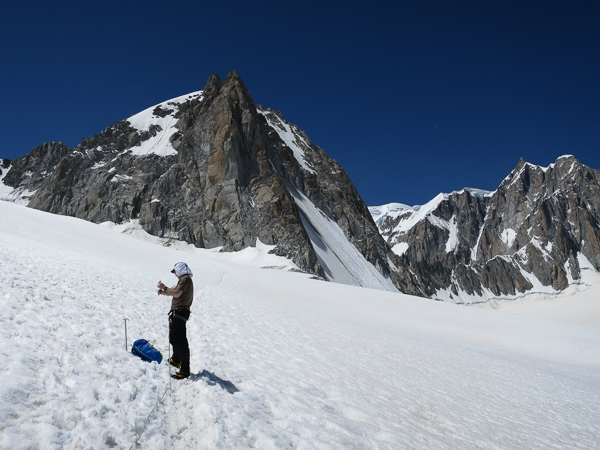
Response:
[1,71,423,295]
[371,156,600,302]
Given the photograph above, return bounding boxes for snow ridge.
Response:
[126,91,204,157]
[369,160,600,304]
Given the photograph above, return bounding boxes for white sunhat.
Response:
[171,262,193,277]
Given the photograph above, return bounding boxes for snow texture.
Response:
[126,91,204,157]
[1,200,600,449]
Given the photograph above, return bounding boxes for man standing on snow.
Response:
[158,262,194,380]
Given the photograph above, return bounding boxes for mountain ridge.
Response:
[3,72,599,302]
[370,154,600,302]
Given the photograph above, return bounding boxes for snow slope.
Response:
[477,269,600,327]
[258,110,316,174]
[1,200,600,449]
[0,163,36,205]
[368,203,413,228]
[290,187,397,292]
[125,91,204,157]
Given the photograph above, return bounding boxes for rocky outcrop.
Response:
[372,156,600,302]
[2,71,423,295]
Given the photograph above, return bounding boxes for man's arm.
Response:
[161,287,183,298]
[157,280,183,298]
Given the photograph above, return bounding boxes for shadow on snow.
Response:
[191,370,239,394]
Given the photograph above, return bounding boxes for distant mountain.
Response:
[370,156,600,302]
[0,71,424,296]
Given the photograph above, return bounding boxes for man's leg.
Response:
[169,319,181,366]
[171,317,190,374]
[179,321,190,374]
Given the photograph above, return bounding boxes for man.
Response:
[158,262,194,380]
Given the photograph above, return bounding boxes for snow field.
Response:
[1,200,600,449]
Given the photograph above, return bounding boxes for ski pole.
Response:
[124,318,129,351]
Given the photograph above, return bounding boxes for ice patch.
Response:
[110,174,132,183]
[392,242,409,256]
[500,228,517,248]
[530,237,552,262]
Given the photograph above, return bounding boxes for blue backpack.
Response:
[131,339,163,364]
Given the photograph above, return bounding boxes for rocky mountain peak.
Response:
[1,71,420,295]
[203,73,222,92]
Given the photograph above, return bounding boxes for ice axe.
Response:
[124,318,129,351]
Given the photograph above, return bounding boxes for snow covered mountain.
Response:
[370,155,600,303]
[4,72,599,305]
[0,71,421,295]
[1,199,599,448]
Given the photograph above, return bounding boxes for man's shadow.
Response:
[190,370,239,394]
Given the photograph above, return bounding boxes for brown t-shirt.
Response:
[170,274,194,310]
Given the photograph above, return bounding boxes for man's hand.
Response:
[156,280,182,298]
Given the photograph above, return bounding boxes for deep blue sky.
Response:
[1,1,599,206]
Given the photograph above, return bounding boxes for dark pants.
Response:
[169,309,190,373]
